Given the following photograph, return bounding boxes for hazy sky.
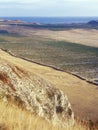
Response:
[0,0,98,16]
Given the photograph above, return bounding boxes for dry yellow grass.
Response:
[38,29,98,48]
[0,99,89,130]
[36,29,98,47]
[0,49,98,122]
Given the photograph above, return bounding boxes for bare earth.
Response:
[0,49,98,122]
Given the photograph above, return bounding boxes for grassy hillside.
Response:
[0,49,98,124]
[0,49,95,130]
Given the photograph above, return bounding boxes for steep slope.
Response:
[0,49,98,123]
[0,49,74,128]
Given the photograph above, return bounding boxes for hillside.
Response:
[0,49,98,122]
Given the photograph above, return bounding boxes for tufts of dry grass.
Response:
[0,99,93,130]
[0,49,98,126]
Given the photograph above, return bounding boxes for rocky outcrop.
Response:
[0,60,74,127]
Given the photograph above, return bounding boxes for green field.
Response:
[0,34,98,80]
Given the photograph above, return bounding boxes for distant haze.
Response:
[0,0,98,16]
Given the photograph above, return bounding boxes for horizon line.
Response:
[0,16,98,17]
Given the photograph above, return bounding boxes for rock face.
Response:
[0,60,74,127]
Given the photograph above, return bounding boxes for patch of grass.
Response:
[0,99,96,130]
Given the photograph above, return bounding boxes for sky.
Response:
[0,0,98,16]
